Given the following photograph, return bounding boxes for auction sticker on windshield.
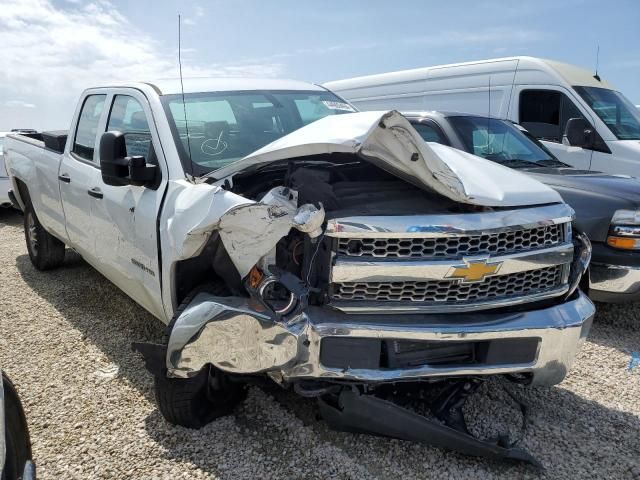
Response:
[322,101,356,112]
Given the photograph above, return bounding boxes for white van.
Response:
[325,57,640,177]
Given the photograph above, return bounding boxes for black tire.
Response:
[2,375,32,480]
[154,283,247,429]
[24,204,65,271]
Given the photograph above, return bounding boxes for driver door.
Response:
[90,90,168,320]
[511,86,595,170]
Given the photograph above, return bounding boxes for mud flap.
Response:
[318,389,542,468]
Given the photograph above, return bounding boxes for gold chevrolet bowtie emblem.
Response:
[448,259,502,283]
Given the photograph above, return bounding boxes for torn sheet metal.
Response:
[218,186,325,278]
[207,110,562,207]
[165,182,254,261]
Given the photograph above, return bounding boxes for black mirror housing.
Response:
[564,118,594,149]
[129,155,158,186]
[99,131,158,188]
[100,131,131,186]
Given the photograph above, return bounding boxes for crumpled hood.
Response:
[209,111,562,207]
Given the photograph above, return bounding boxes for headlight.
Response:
[607,210,640,250]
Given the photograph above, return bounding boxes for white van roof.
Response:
[325,56,614,92]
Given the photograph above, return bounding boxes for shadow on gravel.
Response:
[0,207,22,226]
[15,252,164,404]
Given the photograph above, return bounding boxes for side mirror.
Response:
[564,118,594,149]
[99,131,158,187]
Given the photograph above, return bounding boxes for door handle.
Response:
[58,174,71,183]
[87,187,103,199]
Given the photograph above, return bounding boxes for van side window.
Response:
[519,90,586,144]
[107,95,154,161]
[73,94,107,161]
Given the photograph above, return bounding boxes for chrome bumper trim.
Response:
[589,262,640,295]
[167,290,594,387]
[331,243,573,283]
[325,203,574,238]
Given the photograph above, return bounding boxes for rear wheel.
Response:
[2,374,32,480]
[24,204,65,271]
[153,283,247,429]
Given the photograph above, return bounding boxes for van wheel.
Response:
[2,374,32,480]
[153,283,247,429]
[24,205,65,270]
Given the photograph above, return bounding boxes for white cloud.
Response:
[5,100,36,108]
[0,0,283,130]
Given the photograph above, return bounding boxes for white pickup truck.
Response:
[5,78,594,465]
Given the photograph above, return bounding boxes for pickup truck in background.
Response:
[4,78,594,465]
[1,372,36,480]
[404,112,640,303]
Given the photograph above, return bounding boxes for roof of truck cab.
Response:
[324,56,614,91]
[93,78,327,95]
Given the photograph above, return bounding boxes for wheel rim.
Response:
[27,212,38,256]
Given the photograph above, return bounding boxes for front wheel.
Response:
[154,366,246,429]
[24,204,65,271]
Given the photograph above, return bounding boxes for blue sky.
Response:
[0,0,638,129]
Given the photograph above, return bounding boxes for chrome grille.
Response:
[331,265,563,303]
[337,224,564,259]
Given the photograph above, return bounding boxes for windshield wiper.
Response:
[531,159,571,168]
[493,159,540,168]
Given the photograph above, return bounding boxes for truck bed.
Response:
[4,130,69,239]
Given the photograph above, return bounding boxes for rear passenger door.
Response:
[512,87,594,170]
[89,90,167,320]
[59,94,106,258]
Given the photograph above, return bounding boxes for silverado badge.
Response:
[447,259,502,283]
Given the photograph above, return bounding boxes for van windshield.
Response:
[446,116,567,168]
[574,86,640,140]
[161,90,355,176]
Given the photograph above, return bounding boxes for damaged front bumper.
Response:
[166,289,595,387]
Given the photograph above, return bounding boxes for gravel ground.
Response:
[1,208,640,479]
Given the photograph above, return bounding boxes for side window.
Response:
[411,121,449,145]
[519,90,587,143]
[73,94,106,161]
[107,95,153,160]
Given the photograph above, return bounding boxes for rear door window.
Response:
[73,94,107,161]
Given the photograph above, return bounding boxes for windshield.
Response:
[0,138,4,154]
[574,86,640,140]
[446,116,563,168]
[161,90,355,176]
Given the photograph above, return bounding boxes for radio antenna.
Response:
[594,44,601,81]
[487,75,492,152]
[178,14,194,176]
